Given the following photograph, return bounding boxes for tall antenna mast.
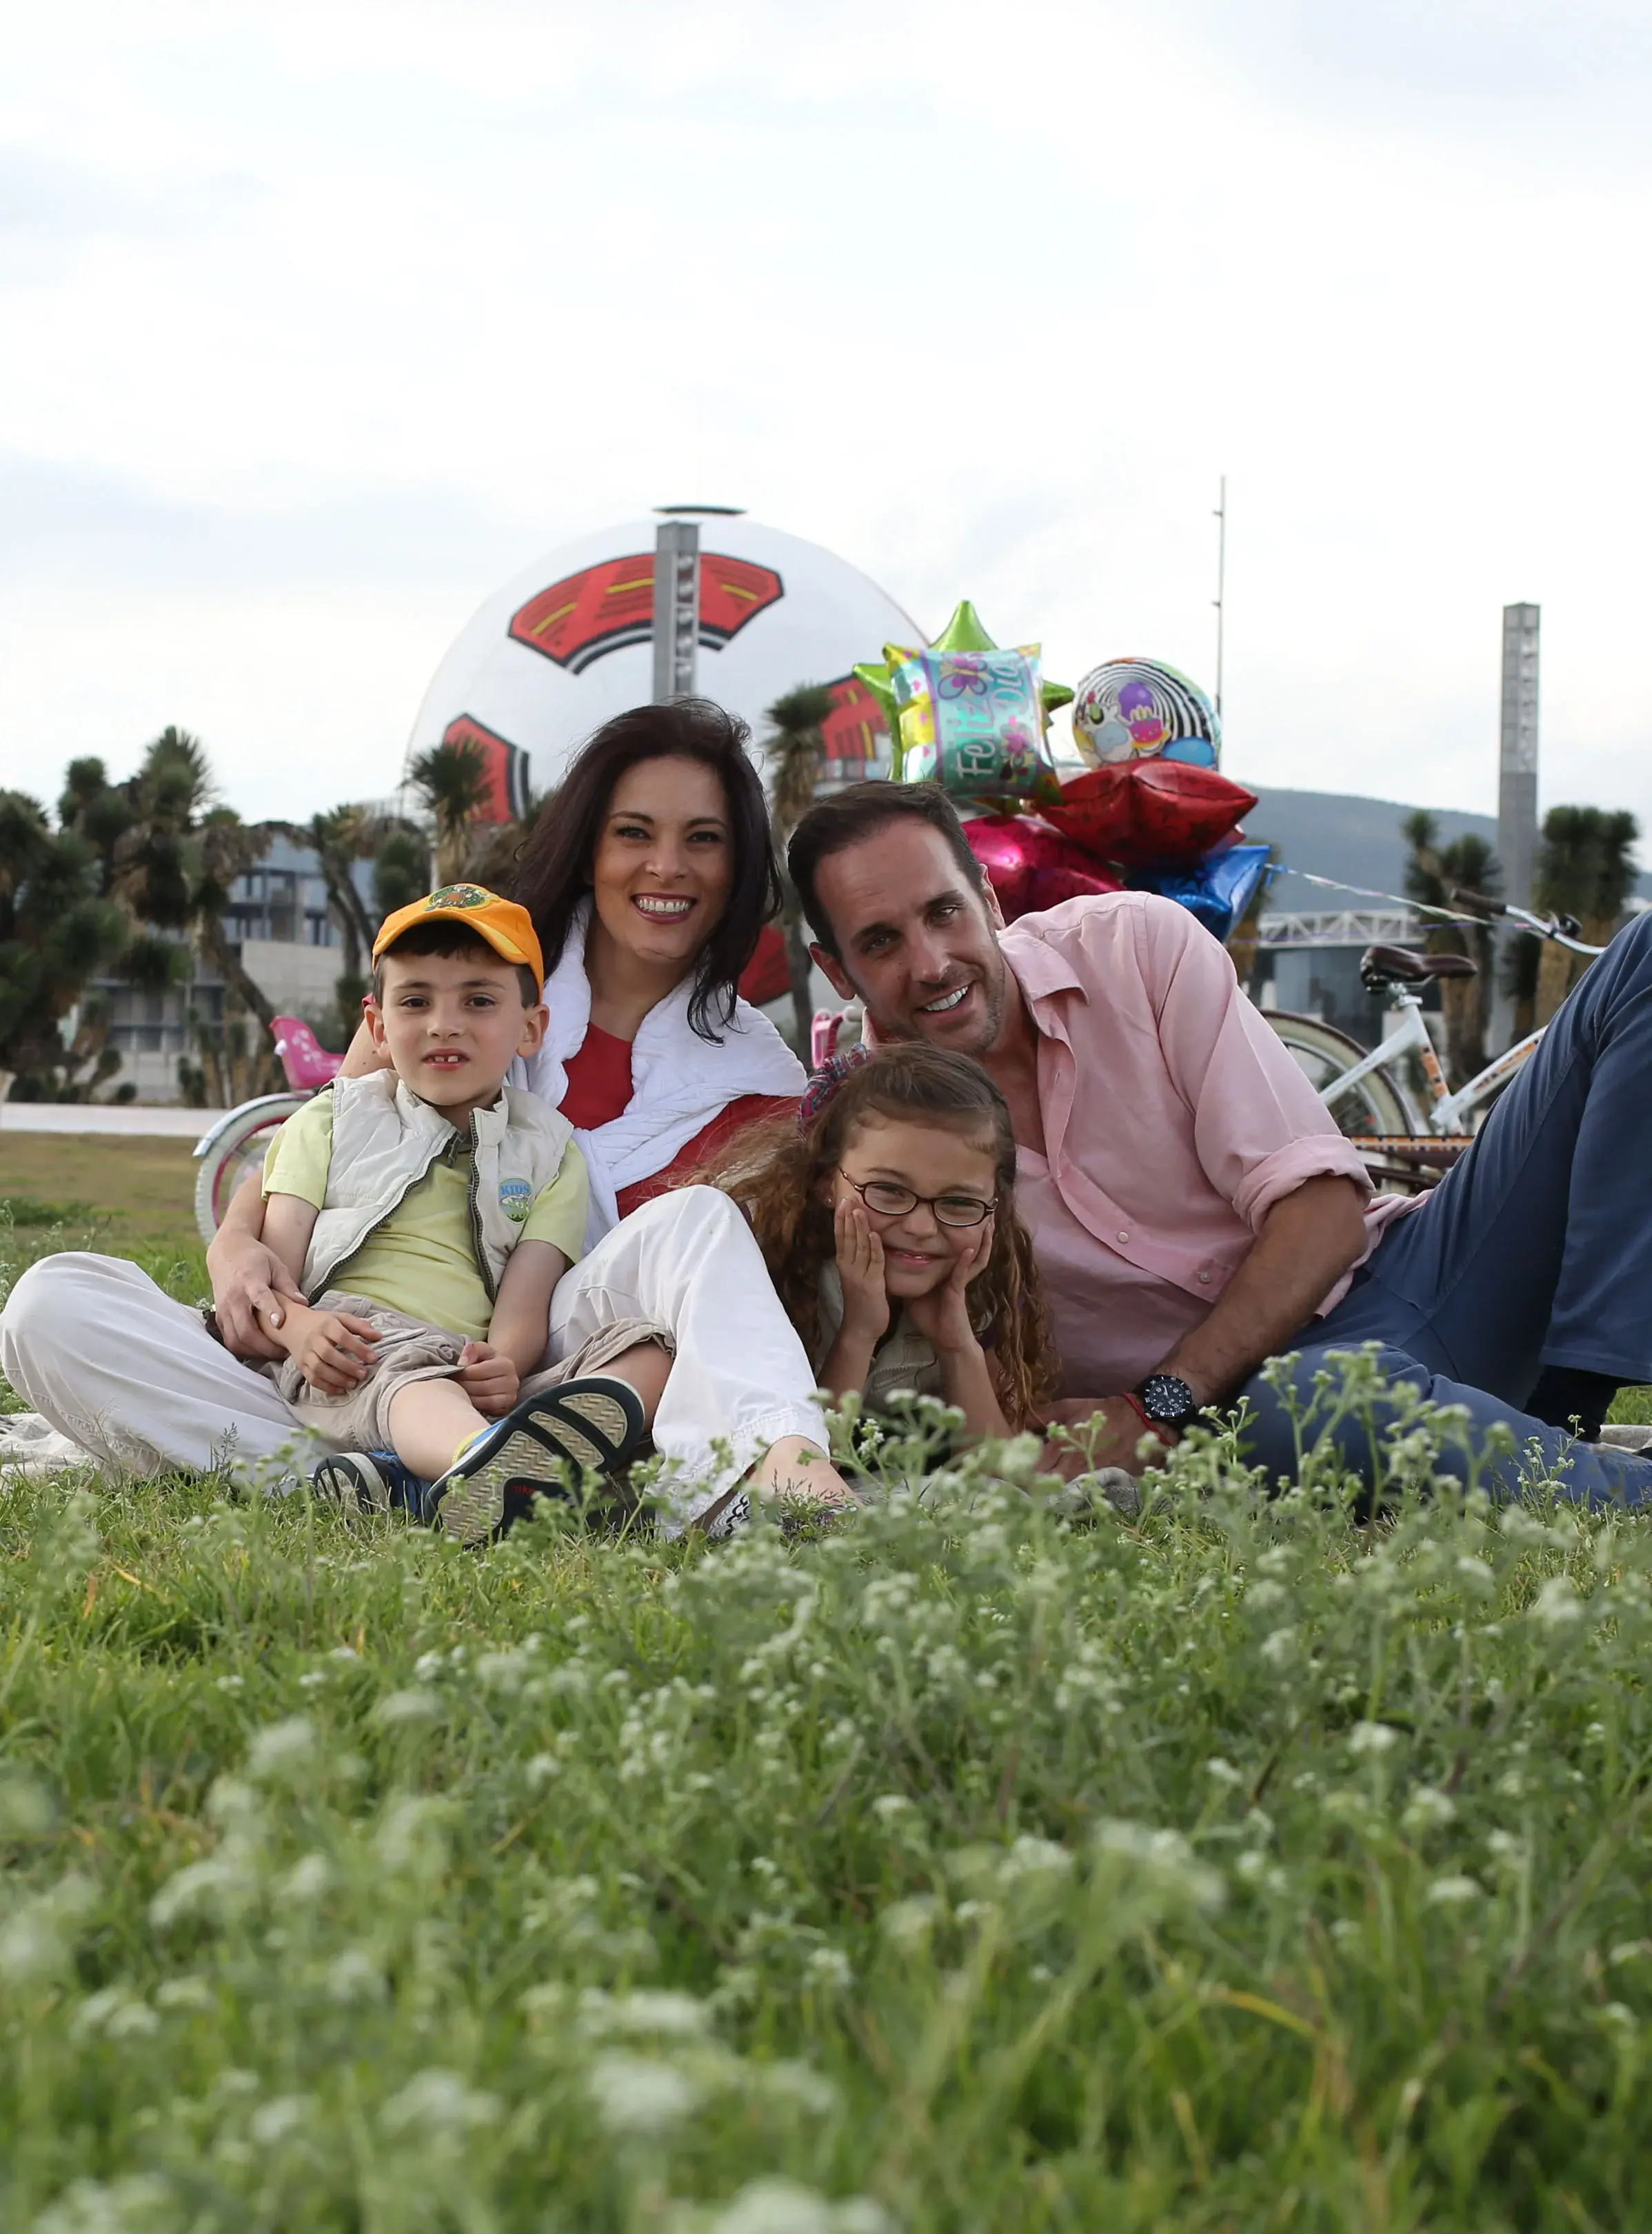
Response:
[1212,474,1227,718]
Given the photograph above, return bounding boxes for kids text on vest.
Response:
[252,885,654,1538]
[702,1043,1058,1440]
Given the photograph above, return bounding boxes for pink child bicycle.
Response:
[190,1017,342,1244]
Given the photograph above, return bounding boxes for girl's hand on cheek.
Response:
[908,1220,992,1356]
[834,1197,889,1343]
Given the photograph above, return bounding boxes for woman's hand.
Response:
[906,1219,992,1358]
[457,1340,519,1419]
[207,1180,308,1360]
[834,1198,889,1346]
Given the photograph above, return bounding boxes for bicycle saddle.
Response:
[1360,944,1478,987]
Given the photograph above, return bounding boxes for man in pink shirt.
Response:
[788,783,1652,1506]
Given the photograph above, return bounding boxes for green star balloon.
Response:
[853,601,1073,800]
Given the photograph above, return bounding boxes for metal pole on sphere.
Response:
[652,519,701,702]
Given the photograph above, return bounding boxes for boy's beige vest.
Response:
[301,1071,576,1305]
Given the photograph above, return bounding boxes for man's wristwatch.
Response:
[1131,1373,1202,1432]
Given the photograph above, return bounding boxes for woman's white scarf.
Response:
[513,900,805,1245]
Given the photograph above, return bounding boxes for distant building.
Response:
[1251,907,1438,1050]
[92,832,379,1102]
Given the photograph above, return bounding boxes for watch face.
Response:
[1138,1373,1197,1425]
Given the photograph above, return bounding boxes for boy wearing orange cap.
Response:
[251,883,650,1540]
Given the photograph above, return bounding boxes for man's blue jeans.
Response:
[1238,911,1652,1506]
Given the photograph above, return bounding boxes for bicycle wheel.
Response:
[1262,1012,1420,1138]
[192,1094,308,1245]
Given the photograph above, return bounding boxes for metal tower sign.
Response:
[1498,602,1540,909]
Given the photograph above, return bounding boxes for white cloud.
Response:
[0,0,1647,844]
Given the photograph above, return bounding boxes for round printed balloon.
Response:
[1071,656,1222,769]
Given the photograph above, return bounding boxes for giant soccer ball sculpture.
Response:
[408,511,925,804]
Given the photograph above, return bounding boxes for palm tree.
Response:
[408,739,492,885]
[1531,805,1640,1023]
[765,684,835,1049]
[1402,812,1500,1083]
[269,803,430,1031]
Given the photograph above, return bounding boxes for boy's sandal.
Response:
[421,1378,647,1547]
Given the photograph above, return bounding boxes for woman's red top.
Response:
[559,1024,796,1218]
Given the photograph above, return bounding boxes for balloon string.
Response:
[1262,861,1493,929]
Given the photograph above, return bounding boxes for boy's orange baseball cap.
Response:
[372,883,545,992]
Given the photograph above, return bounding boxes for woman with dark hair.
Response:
[205,700,805,1356]
[505,698,804,1235]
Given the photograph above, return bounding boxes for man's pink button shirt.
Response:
[998,893,1405,1398]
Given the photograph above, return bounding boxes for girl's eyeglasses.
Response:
[838,1170,996,1229]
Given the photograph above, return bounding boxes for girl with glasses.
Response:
[703,1045,1057,1442]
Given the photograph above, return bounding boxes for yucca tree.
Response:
[408,739,492,885]
[1402,812,1500,1083]
[765,684,835,1049]
[3,732,274,1100]
[1531,805,1640,1024]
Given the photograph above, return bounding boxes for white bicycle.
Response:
[1265,892,1605,1189]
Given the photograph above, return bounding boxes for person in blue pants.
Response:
[1239,912,1652,1507]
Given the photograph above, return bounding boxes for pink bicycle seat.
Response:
[271,1016,343,1091]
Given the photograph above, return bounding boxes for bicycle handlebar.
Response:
[1447,887,1602,956]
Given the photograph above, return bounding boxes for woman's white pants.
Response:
[0,1189,827,1519]
[550,1186,826,1521]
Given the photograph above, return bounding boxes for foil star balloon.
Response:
[854,601,1074,809]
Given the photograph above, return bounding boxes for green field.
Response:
[5,1147,1652,2228]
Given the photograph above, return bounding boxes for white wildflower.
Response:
[379,2069,501,2137]
[155,1977,212,2012]
[587,2051,700,2135]
[1426,1875,1482,1906]
[1205,1758,1243,1787]
[72,1989,159,2041]
[246,1717,316,1782]
[745,2060,838,2115]
[33,2175,174,2234]
[1400,1788,1456,1835]
[325,1949,383,2004]
[878,1896,938,1949]
[805,1946,853,1990]
[1259,1627,1297,1665]
[709,2178,896,2234]
[372,1689,440,1727]
[578,1989,708,2039]
[1531,1576,1583,1627]
[250,2096,311,2148]
[1347,1721,1400,1757]
[374,1796,450,1873]
[278,1854,332,1902]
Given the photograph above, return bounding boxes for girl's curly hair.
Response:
[698,1043,1058,1428]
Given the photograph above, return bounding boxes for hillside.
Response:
[1238,785,1648,914]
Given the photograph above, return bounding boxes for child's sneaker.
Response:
[423,1378,647,1547]
[311,1449,426,1517]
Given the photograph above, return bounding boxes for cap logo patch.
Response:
[498,1177,533,1224]
[425,883,490,911]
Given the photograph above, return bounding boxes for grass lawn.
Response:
[0,1132,205,1259]
[4,1146,1652,2227]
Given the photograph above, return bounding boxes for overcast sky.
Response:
[2,0,1649,843]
